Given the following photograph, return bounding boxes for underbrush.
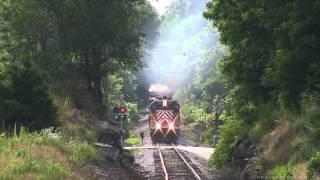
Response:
[0,128,97,179]
[269,165,294,179]
[307,152,320,179]
[181,104,215,144]
[125,135,140,146]
[209,119,245,168]
[208,92,320,178]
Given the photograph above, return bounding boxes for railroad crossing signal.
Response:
[112,106,128,121]
[119,107,126,113]
[211,119,224,126]
[113,114,128,121]
[113,107,127,114]
[112,105,127,146]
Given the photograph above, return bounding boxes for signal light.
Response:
[113,107,127,113]
[119,107,126,113]
[211,119,224,126]
[113,107,119,113]
[113,114,128,121]
[211,120,217,126]
[163,99,167,107]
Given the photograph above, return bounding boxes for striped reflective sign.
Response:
[156,111,174,121]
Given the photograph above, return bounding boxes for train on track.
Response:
[148,84,180,143]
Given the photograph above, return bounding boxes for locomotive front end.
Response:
[149,96,180,143]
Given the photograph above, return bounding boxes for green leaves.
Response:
[0,61,58,131]
[205,0,320,108]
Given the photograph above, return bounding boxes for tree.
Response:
[204,0,320,108]
[1,0,158,114]
[0,61,58,131]
[47,0,150,108]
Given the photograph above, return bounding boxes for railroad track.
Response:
[153,143,206,180]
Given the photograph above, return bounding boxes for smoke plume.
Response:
[143,0,220,93]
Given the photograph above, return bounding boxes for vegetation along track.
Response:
[152,143,207,180]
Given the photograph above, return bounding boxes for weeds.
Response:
[0,127,97,179]
[307,152,320,179]
[125,135,140,145]
[270,165,294,180]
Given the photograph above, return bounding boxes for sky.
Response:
[147,0,175,15]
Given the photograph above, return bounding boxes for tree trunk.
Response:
[93,78,103,106]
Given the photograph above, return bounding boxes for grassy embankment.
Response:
[0,97,99,179]
[210,94,320,179]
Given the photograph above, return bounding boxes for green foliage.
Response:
[117,149,135,168]
[0,0,159,111]
[125,135,140,145]
[0,61,58,131]
[204,0,320,171]
[307,152,320,179]
[126,102,139,122]
[106,72,139,122]
[209,119,244,168]
[204,0,320,108]
[181,104,211,124]
[0,127,97,179]
[66,141,97,166]
[270,165,294,180]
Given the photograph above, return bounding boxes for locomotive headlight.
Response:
[169,123,174,129]
[156,123,161,129]
[163,99,167,107]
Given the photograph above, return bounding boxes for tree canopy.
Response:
[204,0,320,108]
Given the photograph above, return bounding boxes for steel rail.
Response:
[172,143,202,180]
[157,143,169,180]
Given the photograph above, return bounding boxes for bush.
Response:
[209,119,244,168]
[0,61,58,132]
[125,135,140,145]
[181,104,209,124]
[117,149,135,168]
[180,103,215,144]
[307,152,320,179]
[270,165,294,180]
[126,102,139,123]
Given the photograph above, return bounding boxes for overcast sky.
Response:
[147,0,174,15]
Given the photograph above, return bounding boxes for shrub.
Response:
[126,102,139,122]
[209,119,244,168]
[0,61,58,132]
[270,165,294,180]
[307,152,320,179]
[125,135,140,145]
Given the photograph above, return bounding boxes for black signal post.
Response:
[212,95,223,145]
[112,105,128,145]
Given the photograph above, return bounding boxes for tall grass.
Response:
[0,127,97,179]
[269,165,294,180]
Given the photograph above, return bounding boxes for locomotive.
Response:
[148,86,180,143]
